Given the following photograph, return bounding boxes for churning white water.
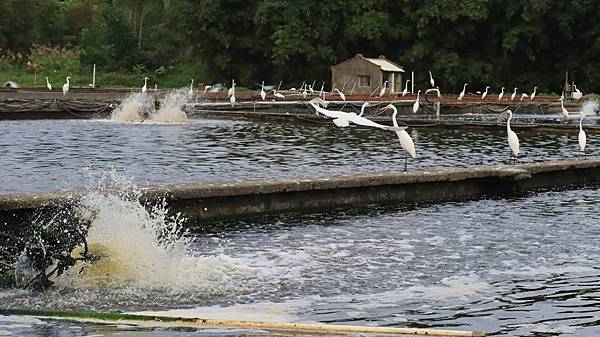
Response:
[110,90,189,123]
[580,99,599,115]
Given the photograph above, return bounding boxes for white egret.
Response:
[560,97,569,118]
[520,93,528,101]
[141,77,148,93]
[429,71,435,88]
[379,81,388,97]
[308,98,406,131]
[260,81,266,100]
[402,80,410,96]
[579,111,587,159]
[502,110,520,164]
[510,87,517,101]
[573,84,582,100]
[204,85,212,92]
[358,101,370,117]
[45,77,52,91]
[334,88,346,101]
[188,79,194,97]
[530,86,537,100]
[481,86,490,100]
[308,84,314,95]
[62,76,71,95]
[457,83,467,100]
[413,90,421,113]
[498,87,505,101]
[380,104,416,171]
[319,83,324,97]
[273,90,285,99]
[229,79,236,106]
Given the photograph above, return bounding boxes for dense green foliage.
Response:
[0,0,598,91]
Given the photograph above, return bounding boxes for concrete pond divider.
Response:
[0,308,486,336]
[1,158,600,227]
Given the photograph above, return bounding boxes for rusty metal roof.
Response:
[364,58,404,72]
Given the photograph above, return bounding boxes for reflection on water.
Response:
[2,186,600,336]
[0,117,597,193]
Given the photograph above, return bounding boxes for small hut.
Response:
[331,54,404,96]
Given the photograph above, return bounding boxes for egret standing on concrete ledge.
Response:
[402,80,410,96]
[498,87,505,101]
[481,86,489,100]
[62,76,71,95]
[458,83,467,100]
[260,81,266,100]
[45,77,52,91]
[502,110,520,164]
[380,103,416,171]
[334,88,346,101]
[579,111,587,159]
[142,77,148,93]
[413,90,421,113]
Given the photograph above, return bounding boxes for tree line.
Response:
[1,0,598,92]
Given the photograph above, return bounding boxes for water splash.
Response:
[53,170,250,289]
[580,99,599,115]
[151,89,189,123]
[110,93,154,122]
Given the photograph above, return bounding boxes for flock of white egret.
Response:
[45,75,591,169]
[307,97,590,170]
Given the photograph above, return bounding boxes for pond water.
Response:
[0,115,596,194]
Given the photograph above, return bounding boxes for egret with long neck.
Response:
[381,104,416,171]
[402,80,410,96]
[413,90,421,113]
[458,83,467,100]
[503,110,520,164]
[62,76,71,95]
[579,111,587,159]
[481,86,489,100]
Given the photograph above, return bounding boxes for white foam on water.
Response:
[132,300,310,322]
[110,93,154,122]
[580,100,599,116]
[150,90,189,123]
[488,265,595,276]
[0,315,46,334]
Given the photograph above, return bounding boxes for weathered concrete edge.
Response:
[1,158,599,224]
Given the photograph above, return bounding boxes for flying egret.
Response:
[45,77,52,91]
[481,86,490,100]
[530,86,537,100]
[510,87,518,101]
[334,88,346,101]
[458,83,467,100]
[579,110,587,159]
[428,71,435,88]
[62,76,71,95]
[498,87,505,101]
[188,79,194,97]
[141,77,148,93]
[502,110,520,164]
[413,90,421,113]
[379,81,388,97]
[402,80,410,96]
[560,97,569,118]
[260,81,266,100]
[308,98,406,131]
[520,93,528,101]
[380,104,416,171]
[573,84,582,100]
[273,90,285,99]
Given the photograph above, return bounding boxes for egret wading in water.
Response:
[579,111,587,159]
[510,87,518,101]
[62,76,71,95]
[530,86,537,100]
[229,79,236,106]
[45,77,52,91]
[502,110,520,164]
[481,86,489,100]
[379,81,388,97]
[380,104,416,171]
[260,81,266,100]
[402,80,410,96]
[141,77,148,93]
[428,71,435,88]
[334,88,346,101]
[458,83,467,100]
[498,87,505,101]
[560,97,569,119]
[413,90,421,113]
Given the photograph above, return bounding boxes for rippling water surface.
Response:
[0,116,596,194]
[3,186,600,336]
